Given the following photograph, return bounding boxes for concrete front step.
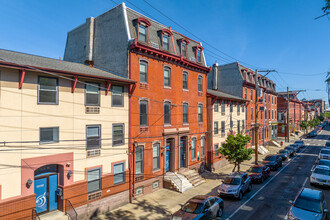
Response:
[38,210,68,220]
[164,172,194,193]
[178,169,206,187]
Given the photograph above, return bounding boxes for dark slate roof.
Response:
[125,7,206,67]
[0,49,133,82]
[207,89,248,102]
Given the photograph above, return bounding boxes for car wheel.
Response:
[217,207,223,217]
[247,184,252,192]
[238,191,243,200]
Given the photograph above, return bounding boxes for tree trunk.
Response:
[237,163,240,172]
[232,162,237,172]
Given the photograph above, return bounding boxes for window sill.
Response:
[113,181,126,186]
[164,124,171,127]
[152,169,161,173]
[164,86,172,90]
[183,89,189,92]
[183,123,189,126]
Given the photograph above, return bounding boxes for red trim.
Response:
[135,17,151,27]
[130,40,210,74]
[19,69,25,89]
[105,81,111,96]
[130,83,136,94]
[0,61,135,84]
[71,76,78,93]
[160,28,173,36]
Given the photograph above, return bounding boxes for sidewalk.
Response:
[97,136,303,220]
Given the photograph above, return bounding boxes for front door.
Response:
[180,140,184,168]
[34,174,58,214]
[166,144,170,172]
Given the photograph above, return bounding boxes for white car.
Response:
[310,165,330,187]
[318,149,330,160]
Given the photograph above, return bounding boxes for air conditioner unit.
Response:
[86,106,100,114]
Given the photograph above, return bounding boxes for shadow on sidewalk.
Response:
[103,199,171,220]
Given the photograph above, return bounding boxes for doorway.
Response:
[34,164,59,214]
[180,136,188,168]
[166,138,175,172]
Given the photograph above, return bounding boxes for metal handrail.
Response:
[65,199,78,220]
[173,172,183,192]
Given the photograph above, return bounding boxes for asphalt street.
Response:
[213,126,330,220]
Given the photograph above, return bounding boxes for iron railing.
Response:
[65,199,78,220]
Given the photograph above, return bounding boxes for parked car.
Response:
[317,159,330,168]
[294,140,304,149]
[246,165,270,183]
[318,149,330,160]
[262,154,283,171]
[288,188,328,220]
[310,165,330,187]
[308,130,317,138]
[325,141,330,148]
[285,146,296,157]
[172,195,224,220]
[278,149,289,161]
[218,172,252,200]
[290,144,299,153]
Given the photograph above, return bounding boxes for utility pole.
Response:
[287,87,290,142]
[254,70,259,165]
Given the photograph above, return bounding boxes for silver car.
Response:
[310,165,330,186]
[218,172,252,200]
[319,149,330,160]
[288,188,328,220]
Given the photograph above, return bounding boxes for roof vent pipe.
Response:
[85,17,95,66]
[213,61,219,90]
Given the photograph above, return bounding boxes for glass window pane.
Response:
[39,77,57,90]
[39,90,57,103]
[87,180,100,193]
[86,84,99,94]
[114,173,124,185]
[114,163,124,173]
[87,126,99,137]
[87,169,100,181]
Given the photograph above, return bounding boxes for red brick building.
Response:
[277,92,304,137]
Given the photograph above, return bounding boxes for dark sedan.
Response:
[294,140,304,149]
[262,154,282,171]
[285,146,296,157]
[172,195,224,220]
[247,165,270,183]
[290,144,299,153]
[308,130,317,138]
[278,149,289,161]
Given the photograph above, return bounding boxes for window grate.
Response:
[86,106,100,114]
[88,191,102,201]
[87,149,101,157]
[150,42,159,49]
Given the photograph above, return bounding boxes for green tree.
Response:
[322,0,330,13]
[318,114,325,122]
[219,134,253,172]
[300,121,308,134]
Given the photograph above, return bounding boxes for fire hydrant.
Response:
[280,141,283,147]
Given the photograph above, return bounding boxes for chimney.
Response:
[213,61,219,90]
[85,17,95,66]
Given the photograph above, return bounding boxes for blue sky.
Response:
[0,0,329,103]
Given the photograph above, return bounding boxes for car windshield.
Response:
[223,177,240,185]
[313,168,330,175]
[285,147,293,151]
[294,196,321,213]
[279,150,288,154]
[320,150,330,155]
[265,156,276,161]
[326,142,330,146]
[181,201,204,214]
[295,141,303,144]
[248,167,262,173]
[319,160,330,167]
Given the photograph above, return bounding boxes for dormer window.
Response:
[135,17,151,43]
[182,42,187,57]
[197,49,201,62]
[163,34,169,50]
[139,23,147,42]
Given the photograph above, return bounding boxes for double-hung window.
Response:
[237,104,240,114]
[135,146,144,175]
[201,137,205,157]
[112,85,124,107]
[164,102,171,125]
[191,137,196,160]
[237,120,240,134]
[242,105,245,112]
[215,144,219,157]
[138,24,147,42]
[183,103,188,124]
[40,127,59,144]
[197,49,201,62]
[251,108,253,121]
[230,102,233,112]
[152,143,160,170]
[86,125,101,150]
[221,121,225,135]
[38,76,58,104]
[214,121,218,134]
[139,61,148,83]
[140,100,148,126]
[164,67,171,87]
[250,90,253,101]
[87,168,101,193]
[242,120,245,130]
[162,34,169,50]
[214,100,219,112]
[113,124,124,146]
[182,72,188,90]
[198,76,203,92]
[230,119,233,130]
[221,101,225,114]
[245,88,247,99]
[198,104,203,123]
[85,83,100,106]
[113,163,125,185]
[182,42,187,57]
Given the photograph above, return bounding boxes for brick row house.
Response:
[64,2,210,211]
[0,49,133,219]
[207,62,277,149]
[206,90,248,169]
[277,91,304,137]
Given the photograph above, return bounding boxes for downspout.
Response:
[128,51,133,203]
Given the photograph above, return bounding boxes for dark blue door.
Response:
[49,174,58,211]
[35,178,48,213]
[180,140,184,168]
[166,145,170,172]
